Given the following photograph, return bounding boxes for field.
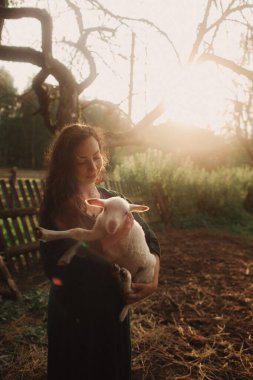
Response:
[1,227,253,379]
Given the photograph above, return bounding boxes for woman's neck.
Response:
[79,184,100,199]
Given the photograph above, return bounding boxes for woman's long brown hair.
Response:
[40,123,107,228]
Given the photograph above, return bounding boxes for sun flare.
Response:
[160,63,229,129]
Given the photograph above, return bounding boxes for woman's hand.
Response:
[101,212,134,251]
[125,254,160,305]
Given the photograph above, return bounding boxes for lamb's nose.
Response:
[107,220,117,235]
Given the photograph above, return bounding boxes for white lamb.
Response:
[38,196,156,321]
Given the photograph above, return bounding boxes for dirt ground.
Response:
[1,227,253,379]
[130,228,253,380]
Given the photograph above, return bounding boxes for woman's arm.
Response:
[125,254,160,305]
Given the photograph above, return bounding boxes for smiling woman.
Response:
[74,136,104,186]
[39,123,161,380]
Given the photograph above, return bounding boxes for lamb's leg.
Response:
[36,226,103,242]
[117,267,133,322]
[119,304,131,322]
[57,242,81,266]
[36,226,70,242]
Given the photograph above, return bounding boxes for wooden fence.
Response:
[0,178,167,279]
[0,178,43,276]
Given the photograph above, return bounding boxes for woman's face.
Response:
[73,136,103,186]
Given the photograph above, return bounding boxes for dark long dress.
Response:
[40,187,161,380]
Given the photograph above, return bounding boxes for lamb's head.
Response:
[85,196,149,235]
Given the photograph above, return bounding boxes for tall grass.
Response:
[113,150,253,234]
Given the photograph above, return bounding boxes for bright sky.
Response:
[1,0,250,129]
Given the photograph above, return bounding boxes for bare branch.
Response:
[199,53,253,81]
[0,44,44,65]
[0,0,5,41]
[189,0,213,62]
[189,0,253,61]
[76,44,97,92]
[66,0,84,34]
[0,7,53,67]
[87,0,181,63]
[135,102,165,130]
[206,3,253,34]
[32,68,53,133]
[61,38,98,93]
[84,26,116,41]
[107,102,166,148]
[225,18,253,31]
[61,25,116,92]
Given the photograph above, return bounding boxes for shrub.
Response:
[113,150,253,233]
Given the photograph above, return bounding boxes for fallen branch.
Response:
[0,256,22,300]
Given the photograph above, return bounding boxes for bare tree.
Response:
[0,0,170,146]
[188,0,253,160]
[0,0,253,153]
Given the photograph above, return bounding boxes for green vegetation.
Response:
[114,150,253,235]
[0,67,52,170]
[0,288,48,323]
[0,286,48,379]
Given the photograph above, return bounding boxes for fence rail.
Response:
[0,177,166,277]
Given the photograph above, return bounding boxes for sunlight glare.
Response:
[161,63,229,129]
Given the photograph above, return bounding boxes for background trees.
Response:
[0,67,51,168]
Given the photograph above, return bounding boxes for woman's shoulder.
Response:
[97,186,126,199]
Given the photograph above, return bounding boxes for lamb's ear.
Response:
[129,204,149,213]
[85,198,105,209]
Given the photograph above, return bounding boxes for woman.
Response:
[39,123,161,380]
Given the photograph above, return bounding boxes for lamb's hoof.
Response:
[35,227,47,242]
[57,258,68,266]
[112,263,121,273]
[119,305,130,322]
[35,227,42,238]
[120,268,130,281]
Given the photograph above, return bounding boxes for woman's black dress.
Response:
[40,187,161,380]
